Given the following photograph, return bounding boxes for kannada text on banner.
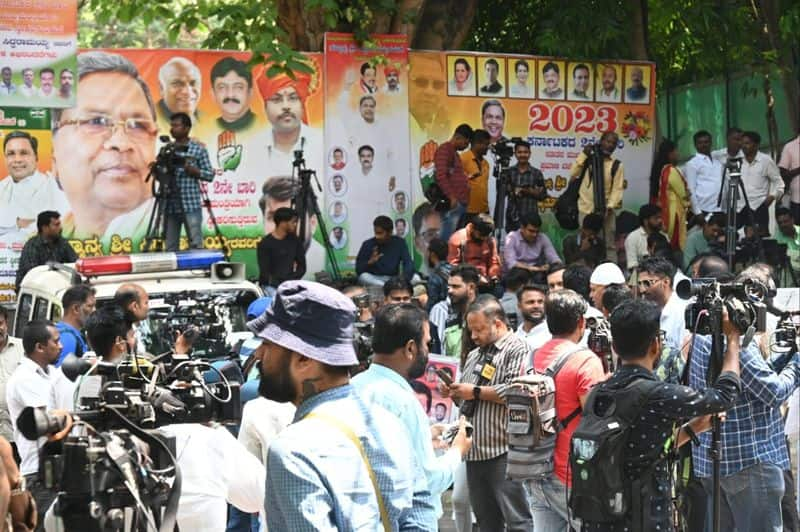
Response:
[0,0,78,109]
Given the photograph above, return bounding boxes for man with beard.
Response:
[248,281,421,529]
[383,66,401,94]
[589,262,626,311]
[637,256,688,383]
[210,56,257,132]
[355,215,414,287]
[685,130,725,218]
[624,203,666,273]
[527,289,605,530]
[15,211,77,292]
[353,303,472,526]
[506,140,547,231]
[439,295,533,531]
[516,284,550,350]
[0,131,67,235]
[51,51,157,245]
[429,265,479,358]
[737,131,783,236]
[58,69,73,100]
[596,64,620,102]
[448,214,501,288]
[54,284,95,366]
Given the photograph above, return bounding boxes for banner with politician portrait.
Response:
[322,33,411,268]
[0,0,78,108]
[409,51,657,253]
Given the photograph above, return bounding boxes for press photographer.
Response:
[505,140,546,232]
[163,112,214,252]
[685,269,800,531]
[569,299,742,532]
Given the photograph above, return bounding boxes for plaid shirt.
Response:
[506,164,545,229]
[689,334,800,478]
[434,141,469,204]
[166,140,214,214]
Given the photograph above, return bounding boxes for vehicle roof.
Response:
[19,263,260,302]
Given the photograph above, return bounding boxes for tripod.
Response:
[718,157,762,270]
[291,148,341,282]
[492,154,514,237]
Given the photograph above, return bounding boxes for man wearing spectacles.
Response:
[637,256,688,383]
[51,51,157,247]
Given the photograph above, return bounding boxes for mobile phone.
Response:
[435,368,453,386]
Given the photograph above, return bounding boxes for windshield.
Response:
[141,289,258,358]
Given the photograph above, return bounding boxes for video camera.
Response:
[677,277,767,341]
[491,136,525,167]
[586,317,614,373]
[149,135,189,186]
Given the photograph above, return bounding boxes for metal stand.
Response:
[492,156,513,236]
[291,149,341,282]
[719,157,762,270]
[142,168,179,253]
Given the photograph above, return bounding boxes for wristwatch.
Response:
[473,386,481,400]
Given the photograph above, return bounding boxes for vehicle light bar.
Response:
[76,250,225,276]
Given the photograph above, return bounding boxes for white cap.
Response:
[590,263,626,286]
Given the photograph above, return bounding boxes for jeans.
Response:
[226,504,259,532]
[528,475,580,532]
[466,454,533,532]
[25,474,57,532]
[166,209,204,251]
[701,462,785,532]
[357,272,392,287]
[440,202,466,243]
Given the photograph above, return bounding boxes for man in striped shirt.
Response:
[440,295,533,530]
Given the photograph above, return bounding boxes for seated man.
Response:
[356,215,414,287]
[447,213,501,287]
[256,207,306,293]
[561,212,605,268]
[503,212,560,283]
[683,213,725,270]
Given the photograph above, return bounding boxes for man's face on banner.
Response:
[359,97,376,123]
[212,70,252,123]
[265,86,303,134]
[60,70,74,91]
[162,61,200,115]
[22,69,34,87]
[4,137,37,182]
[409,55,445,125]
[40,71,54,92]
[53,72,156,225]
[482,104,505,142]
[543,68,559,92]
[573,67,589,93]
[1,68,11,84]
[602,66,617,91]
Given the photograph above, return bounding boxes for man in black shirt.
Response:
[15,210,77,291]
[256,207,306,292]
[561,212,605,268]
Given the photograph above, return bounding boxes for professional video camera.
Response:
[677,278,767,341]
[491,136,525,167]
[353,320,374,372]
[149,135,189,186]
[586,317,614,373]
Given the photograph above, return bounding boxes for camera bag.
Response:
[505,345,583,481]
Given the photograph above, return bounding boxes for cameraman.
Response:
[688,271,800,531]
[577,299,741,531]
[164,112,214,252]
[506,140,546,231]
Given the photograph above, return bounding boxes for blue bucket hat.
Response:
[246,280,358,366]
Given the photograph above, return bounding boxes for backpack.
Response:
[554,159,620,230]
[421,174,450,212]
[505,345,585,481]
[568,377,661,529]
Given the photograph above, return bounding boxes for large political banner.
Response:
[0,48,326,302]
[0,0,78,108]
[322,33,411,268]
[408,51,657,254]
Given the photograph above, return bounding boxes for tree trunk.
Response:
[411,0,479,50]
[758,0,799,135]
[628,0,649,60]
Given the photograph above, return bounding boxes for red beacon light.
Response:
[76,250,225,276]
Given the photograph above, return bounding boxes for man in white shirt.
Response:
[18,68,37,98]
[5,320,61,525]
[0,307,23,456]
[624,204,665,273]
[685,130,724,217]
[711,126,744,168]
[778,132,800,224]
[516,284,551,351]
[737,131,784,236]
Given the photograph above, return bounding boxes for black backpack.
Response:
[568,377,661,529]
[555,159,620,230]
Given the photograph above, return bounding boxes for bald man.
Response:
[158,57,202,123]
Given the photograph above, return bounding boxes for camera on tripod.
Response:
[150,135,189,186]
[586,317,614,372]
[149,291,235,357]
[677,277,767,336]
[491,136,524,167]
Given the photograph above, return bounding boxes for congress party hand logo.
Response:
[217,130,243,172]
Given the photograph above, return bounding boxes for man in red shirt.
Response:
[435,124,474,242]
[529,289,605,531]
[447,213,501,288]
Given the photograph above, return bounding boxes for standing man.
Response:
[164,113,214,251]
[440,295,534,531]
[506,140,546,231]
[18,68,37,98]
[738,131,783,236]
[251,281,418,529]
[355,215,414,287]
[685,130,725,218]
[157,57,201,123]
[37,68,55,99]
[448,214,501,287]
[257,207,306,293]
[0,131,67,235]
[0,67,15,95]
[434,124,473,242]
[516,284,550,351]
[479,59,503,95]
[6,321,62,525]
[426,238,451,311]
[54,284,96,367]
[461,129,491,221]
[711,127,744,168]
[353,304,472,527]
[562,212,605,268]
[570,64,591,100]
[775,207,800,283]
[0,307,23,461]
[429,265,480,359]
[210,57,257,132]
[570,131,624,261]
[778,130,800,224]
[588,262,626,311]
[624,204,665,274]
[503,212,560,281]
[15,211,77,292]
[528,289,605,530]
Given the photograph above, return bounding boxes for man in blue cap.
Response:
[248,280,433,529]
